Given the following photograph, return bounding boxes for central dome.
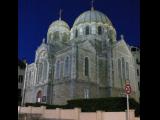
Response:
[73,10,112,27]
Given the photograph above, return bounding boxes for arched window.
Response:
[56,61,60,79]
[42,60,48,81]
[85,57,89,76]
[64,56,70,76]
[26,72,30,86]
[98,26,102,35]
[38,63,43,82]
[75,29,78,38]
[85,26,90,35]
[118,59,122,87]
[53,31,59,40]
[122,57,125,81]
[28,71,32,86]
[126,62,129,80]
[62,33,68,42]
[137,69,139,76]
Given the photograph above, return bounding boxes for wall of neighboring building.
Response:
[130,46,140,101]
[18,106,139,120]
[18,59,26,105]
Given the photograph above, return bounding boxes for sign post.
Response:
[125,81,131,120]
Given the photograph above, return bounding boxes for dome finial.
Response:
[91,0,95,11]
[59,9,63,20]
[42,38,45,43]
[120,34,124,40]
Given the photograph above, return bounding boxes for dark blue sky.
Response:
[18,0,140,64]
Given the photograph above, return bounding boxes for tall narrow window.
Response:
[38,63,43,82]
[42,60,48,81]
[64,56,70,76]
[85,26,89,35]
[136,58,140,64]
[122,57,125,81]
[98,26,102,35]
[28,71,32,86]
[75,29,78,38]
[27,72,30,86]
[18,75,23,83]
[126,62,129,80]
[118,59,122,87]
[56,61,60,79]
[85,57,89,76]
[137,69,139,76]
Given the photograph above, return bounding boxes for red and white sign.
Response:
[125,82,131,95]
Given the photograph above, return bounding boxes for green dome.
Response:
[73,10,112,26]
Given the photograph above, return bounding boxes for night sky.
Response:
[18,0,140,64]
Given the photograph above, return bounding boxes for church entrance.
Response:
[36,91,42,103]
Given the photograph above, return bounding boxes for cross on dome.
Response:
[120,34,124,40]
[59,9,63,20]
[42,38,45,43]
[91,0,95,11]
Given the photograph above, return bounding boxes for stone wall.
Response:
[18,106,140,120]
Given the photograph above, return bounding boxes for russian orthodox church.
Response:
[22,6,140,105]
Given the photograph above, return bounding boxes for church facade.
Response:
[22,8,140,105]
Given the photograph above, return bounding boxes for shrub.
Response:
[25,97,139,116]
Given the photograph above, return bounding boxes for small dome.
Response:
[73,10,112,27]
[48,20,70,30]
[47,19,70,44]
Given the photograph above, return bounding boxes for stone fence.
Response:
[18,106,140,120]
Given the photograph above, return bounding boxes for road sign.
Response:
[125,82,131,95]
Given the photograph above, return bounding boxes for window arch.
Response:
[98,26,102,35]
[64,56,70,76]
[85,26,90,35]
[85,57,89,76]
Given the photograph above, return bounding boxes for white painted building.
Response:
[22,7,140,105]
